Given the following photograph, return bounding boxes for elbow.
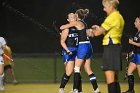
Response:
[60,41,65,46]
[60,25,65,30]
[60,27,63,30]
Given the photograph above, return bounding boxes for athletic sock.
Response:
[108,82,117,93]
[89,73,98,91]
[73,72,80,90]
[116,82,121,93]
[128,74,134,91]
[0,73,4,87]
[78,74,82,92]
[59,73,70,88]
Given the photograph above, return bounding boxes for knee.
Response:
[127,69,133,75]
[74,66,80,73]
[138,71,140,77]
[0,71,3,75]
[66,70,73,76]
[105,71,116,84]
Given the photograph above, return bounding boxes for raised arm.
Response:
[60,21,77,30]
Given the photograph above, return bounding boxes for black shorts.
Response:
[101,44,122,71]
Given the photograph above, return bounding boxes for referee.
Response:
[87,0,125,93]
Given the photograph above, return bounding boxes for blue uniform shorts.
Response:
[62,47,77,63]
[130,53,140,65]
[76,43,93,59]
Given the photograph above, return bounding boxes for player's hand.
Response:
[91,25,99,29]
[86,29,94,37]
[67,51,72,55]
[129,38,134,44]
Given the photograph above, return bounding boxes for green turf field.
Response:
[4,55,140,93]
[4,83,140,93]
[5,55,139,83]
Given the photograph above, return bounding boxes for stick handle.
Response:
[3,54,13,61]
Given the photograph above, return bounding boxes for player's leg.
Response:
[136,54,140,77]
[72,72,83,93]
[128,63,136,92]
[122,62,136,93]
[77,74,83,93]
[0,57,4,91]
[59,61,74,93]
[7,66,18,84]
[137,65,140,77]
[73,58,83,93]
[84,58,100,93]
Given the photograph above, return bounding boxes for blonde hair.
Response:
[102,0,119,9]
[75,9,89,19]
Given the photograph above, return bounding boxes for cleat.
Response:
[94,88,101,93]
[0,86,4,91]
[79,92,84,93]
[12,80,18,85]
[122,90,135,93]
[59,88,64,93]
[73,89,78,93]
[69,89,80,93]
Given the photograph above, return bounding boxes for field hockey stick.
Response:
[3,54,14,62]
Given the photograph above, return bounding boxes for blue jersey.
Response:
[130,31,140,65]
[66,27,78,47]
[62,27,78,63]
[133,32,140,54]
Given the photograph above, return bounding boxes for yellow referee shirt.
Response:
[101,11,125,45]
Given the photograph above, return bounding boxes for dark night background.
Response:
[0,0,140,53]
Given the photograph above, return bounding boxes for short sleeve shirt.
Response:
[101,11,125,45]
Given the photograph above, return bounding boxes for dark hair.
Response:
[75,9,89,19]
[66,13,74,19]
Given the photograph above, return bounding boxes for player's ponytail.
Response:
[75,8,89,19]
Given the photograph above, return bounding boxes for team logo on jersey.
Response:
[68,33,78,37]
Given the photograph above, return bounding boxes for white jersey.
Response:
[0,37,6,55]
